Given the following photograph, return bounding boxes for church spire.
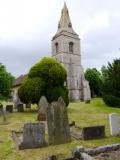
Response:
[57,2,74,33]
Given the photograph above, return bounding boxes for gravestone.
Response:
[0,103,3,112]
[81,125,105,140]
[37,96,48,121]
[17,104,24,112]
[6,105,13,113]
[47,97,71,145]
[109,113,120,136]
[2,110,8,125]
[19,123,47,149]
[26,103,31,108]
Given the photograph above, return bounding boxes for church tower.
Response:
[52,3,91,101]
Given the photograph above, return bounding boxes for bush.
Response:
[103,94,120,107]
[18,78,45,104]
[28,57,67,87]
[46,87,69,106]
[102,59,120,107]
[18,57,69,106]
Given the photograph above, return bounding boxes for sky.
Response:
[0,0,120,77]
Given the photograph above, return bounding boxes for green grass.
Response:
[0,98,120,160]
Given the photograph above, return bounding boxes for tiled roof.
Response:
[12,74,27,87]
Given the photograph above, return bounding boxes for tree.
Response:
[18,57,69,106]
[85,68,102,97]
[102,59,120,107]
[0,63,15,99]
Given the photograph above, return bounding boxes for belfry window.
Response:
[55,43,59,53]
[69,42,74,53]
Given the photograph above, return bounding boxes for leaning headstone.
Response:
[109,113,120,136]
[37,96,48,121]
[6,105,13,113]
[19,122,47,149]
[81,125,105,140]
[47,97,71,145]
[17,104,24,112]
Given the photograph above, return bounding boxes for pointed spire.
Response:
[58,2,73,31]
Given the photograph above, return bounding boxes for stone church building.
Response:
[52,3,91,101]
[12,3,91,103]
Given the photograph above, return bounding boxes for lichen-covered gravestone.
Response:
[19,122,47,149]
[46,97,71,145]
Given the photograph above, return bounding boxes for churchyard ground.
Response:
[0,98,120,160]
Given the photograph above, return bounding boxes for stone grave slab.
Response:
[81,125,105,140]
[12,122,47,150]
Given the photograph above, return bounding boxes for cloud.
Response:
[0,0,120,76]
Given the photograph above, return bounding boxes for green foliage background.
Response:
[102,59,120,107]
[0,63,15,99]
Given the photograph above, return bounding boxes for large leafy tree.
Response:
[0,63,15,98]
[102,59,120,107]
[18,57,69,106]
[85,68,102,97]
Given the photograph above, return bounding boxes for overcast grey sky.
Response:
[0,0,120,77]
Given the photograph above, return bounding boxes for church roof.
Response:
[12,74,27,88]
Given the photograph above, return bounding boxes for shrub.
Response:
[46,87,69,106]
[18,78,45,104]
[19,57,69,106]
[103,94,120,107]
[102,59,120,107]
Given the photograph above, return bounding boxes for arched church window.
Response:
[55,43,59,53]
[69,42,74,53]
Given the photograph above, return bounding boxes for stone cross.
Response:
[109,113,120,136]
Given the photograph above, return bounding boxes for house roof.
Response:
[12,74,27,88]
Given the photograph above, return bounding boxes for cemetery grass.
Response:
[1,98,120,160]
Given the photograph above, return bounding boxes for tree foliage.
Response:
[85,68,102,97]
[102,59,120,107]
[0,63,15,99]
[18,57,69,106]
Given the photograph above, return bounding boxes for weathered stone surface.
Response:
[37,113,46,121]
[109,113,120,136]
[37,96,48,121]
[6,105,13,113]
[17,104,24,112]
[47,97,71,145]
[85,143,120,156]
[81,126,105,140]
[12,123,47,149]
[52,3,91,102]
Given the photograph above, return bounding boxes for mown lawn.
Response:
[0,98,120,160]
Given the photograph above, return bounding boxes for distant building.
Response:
[52,3,91,101]
[12,75,27,105]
